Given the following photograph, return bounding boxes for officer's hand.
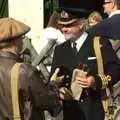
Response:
[50,68,64,87]
[59,87,73,100]
[73,63,95,88]
[76,75,95,88]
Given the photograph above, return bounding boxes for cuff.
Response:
[92,75,102,90]
[98,74,111,89]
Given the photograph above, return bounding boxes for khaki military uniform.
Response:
[0,51,59,120]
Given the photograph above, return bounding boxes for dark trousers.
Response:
[63,97,104,120]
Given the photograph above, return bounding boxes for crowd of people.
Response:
[0,0,120,120]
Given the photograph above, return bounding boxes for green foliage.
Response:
[44,0,53,15]
[0,0,8,18]
[44,0,59,27]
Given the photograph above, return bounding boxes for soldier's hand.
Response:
[50,68,64,87]
[59,87,73,100]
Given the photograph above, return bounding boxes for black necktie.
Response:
[73,42,78,55]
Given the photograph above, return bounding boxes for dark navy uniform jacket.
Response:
[91,14,120,39]
[51,34,120,120]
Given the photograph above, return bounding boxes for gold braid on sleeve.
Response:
[98,74,111,89]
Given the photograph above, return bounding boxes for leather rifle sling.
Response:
[93,36,109,119]
[11,63,21,120]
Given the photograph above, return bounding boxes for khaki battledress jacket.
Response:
[0,51,59,120]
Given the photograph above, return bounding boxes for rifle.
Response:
[21,37,57,82]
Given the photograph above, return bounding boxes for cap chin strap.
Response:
[58,18,77,25]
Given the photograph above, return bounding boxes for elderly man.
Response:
[92,0,120,59]
[0,18,61,120]
[50,7,120,120]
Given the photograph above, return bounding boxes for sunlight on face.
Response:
[60,20,85,41]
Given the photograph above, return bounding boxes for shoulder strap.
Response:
[11,63,21,120]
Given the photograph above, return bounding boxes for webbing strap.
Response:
[11,63,21,120]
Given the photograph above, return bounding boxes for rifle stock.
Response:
[22,37,57,82]
[32,39,57,66]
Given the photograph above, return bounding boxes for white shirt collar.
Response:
[109,10,120,17]
[71,32,88,51]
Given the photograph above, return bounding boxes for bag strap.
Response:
[93,36,111,119]
[11,63,21,120]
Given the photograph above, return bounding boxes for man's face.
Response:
[15,36,24,54]
[59,20,85,41]
[103,0,114,15]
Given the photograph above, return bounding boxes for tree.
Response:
[44,0,59,27]
[0,0,8,17]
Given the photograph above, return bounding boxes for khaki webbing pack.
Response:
[11,63,21,120]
